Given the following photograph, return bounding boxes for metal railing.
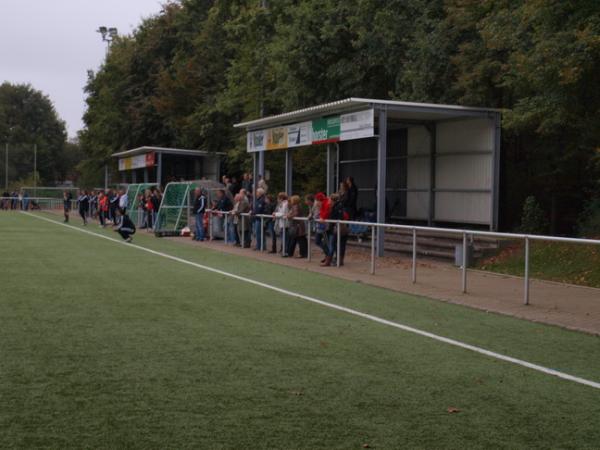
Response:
[201,209,600,306]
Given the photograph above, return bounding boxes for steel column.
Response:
[412,228,417,283]
[524,237,530,305]
[462,232,468,293]
[427,124,436,227]
[157,152,163,188]
[376,108,387,256]
[370,226,376,274]
[285,149,293,195]
[5,143,8,190]
[491,112,501,231]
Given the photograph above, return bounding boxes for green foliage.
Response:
[0,82,75,185]
[577,198,600,238]
[518,196,549,234]
[79,0,600,232]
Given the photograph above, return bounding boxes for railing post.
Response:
[462,232,468,293]
[370,225,376,275]
[336,221,341,267]
[524,236,530,305]
[224,212,228,245]
[261,215,265,251]
[412,228,417,284]
[282,218,286,256]
[307,219,311,262]
[209,210,213,240]
[241,213,245,248]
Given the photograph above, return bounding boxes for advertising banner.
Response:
[287,121,312,148]
[119,153,156,171]
[311,116,341,144]
[245,109,373,152]
[266,127,288,151]
[340,109,374,141]
[247,129,266,152]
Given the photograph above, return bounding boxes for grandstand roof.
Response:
[112,146,225,158]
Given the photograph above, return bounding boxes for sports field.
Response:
[2,212,600,449]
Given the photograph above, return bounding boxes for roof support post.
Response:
[285,149,293,196]
[376,107,387,257]
[157,152,163,188]
[491,112,501,231]
[426,123,437,227]
[258,151,265,180]
[326,144,335,195]
[252,152,257,209]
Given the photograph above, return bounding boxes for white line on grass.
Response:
[24,211,600,390]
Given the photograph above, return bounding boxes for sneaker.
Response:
[125,237,133,243]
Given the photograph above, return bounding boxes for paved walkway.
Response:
[168,237,600,335]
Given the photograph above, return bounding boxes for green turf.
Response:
[1,212,600,449]
[478,240,600,288]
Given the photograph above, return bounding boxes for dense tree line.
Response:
[0,82,79,187]
[80,0,600,233]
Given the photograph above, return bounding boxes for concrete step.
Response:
[348,227,503,261]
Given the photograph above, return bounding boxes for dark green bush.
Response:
[518,196,549,235]
[577,198,600,238]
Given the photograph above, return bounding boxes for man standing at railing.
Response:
[63,190,72,223]
[193,187,206,242]
[252,188,266,250]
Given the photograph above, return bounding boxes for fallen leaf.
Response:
[447,407,461,414]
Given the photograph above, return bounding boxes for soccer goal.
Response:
[125,183,157,226]
[154,180,228,236]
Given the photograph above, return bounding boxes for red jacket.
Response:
[319,198,332,220]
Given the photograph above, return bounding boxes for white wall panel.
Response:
[407,192,429,219]
[436,154,492,190]
[435,192,491,224]
[437,118,493,153]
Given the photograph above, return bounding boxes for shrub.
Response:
[577,198,600,238]
[518,196,549,235]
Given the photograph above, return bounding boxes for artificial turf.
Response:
[1,211,600,449]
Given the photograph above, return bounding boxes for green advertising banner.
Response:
[311,116,340,144]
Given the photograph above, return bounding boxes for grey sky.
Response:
[0,0,165,138]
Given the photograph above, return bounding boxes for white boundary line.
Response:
[23,212,600,390]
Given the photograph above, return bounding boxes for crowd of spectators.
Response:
[0,190,32,210]
[203,176,359,267]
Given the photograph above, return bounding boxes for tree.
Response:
[0,82,69,186]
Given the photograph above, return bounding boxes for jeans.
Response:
[254,220,264,250]
[315,232,328,256]
[195,212,205,241]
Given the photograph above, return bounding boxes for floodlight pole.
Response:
[4,143,8,190]
[33,144,37,197]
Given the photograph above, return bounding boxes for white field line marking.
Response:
[24,211,600,390]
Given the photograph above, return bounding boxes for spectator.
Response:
[108,189,119,224]
[22,191,29,211]
[63,190,73,222]
[144,190,155,231]
[344,176,358,219]
[77,190,89,225]
[193,187,206,242]
[229,176,240,196]
[264,194,276,253]
[273,192,289,256]
[317,192,333,265]
[257,175,268,194]
[287,195,307,258]
[215,189,233,241]
[115,209,136,242]
[252,187,266,250]
[232,191,250,247]
[98,192,108,227]
[328,192,349,266]
[118,188,128,214]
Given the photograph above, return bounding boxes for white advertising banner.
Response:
[340,109,374,141]
[287,121,312,148]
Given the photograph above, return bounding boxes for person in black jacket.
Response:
[63,190,73,222]
[193,188,207,241]
[115,210,136,242]
[77,190,89,225]
[344,176,358,219]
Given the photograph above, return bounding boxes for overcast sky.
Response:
[0,0,165,138]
